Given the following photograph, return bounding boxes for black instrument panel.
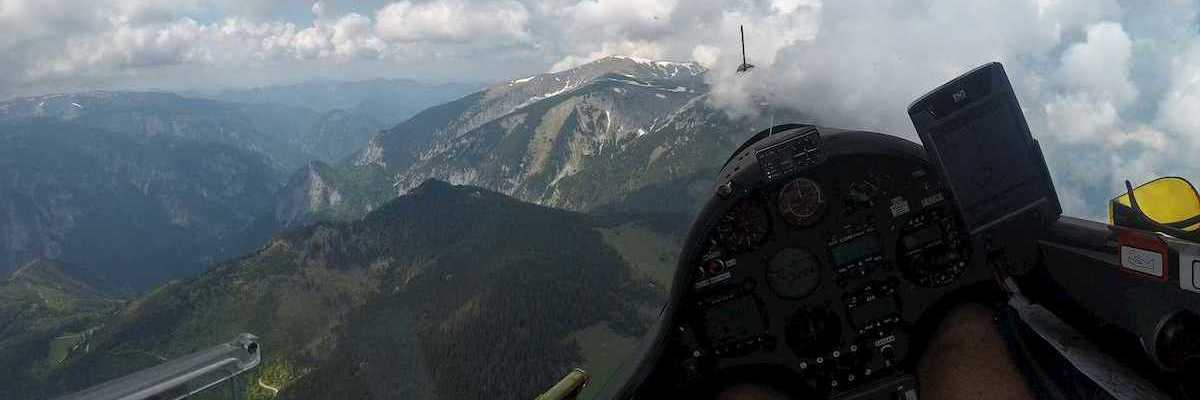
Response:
[629,126,994,399]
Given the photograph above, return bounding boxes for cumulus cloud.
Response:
[374,0,530,44]
[0,0,535,95]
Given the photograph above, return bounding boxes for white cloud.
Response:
[691,45,720,68]
[3,0,538,90]
[374,0,530,44]
[328,13,384,60]
[564,0,677,38]
[1057,22,1137,106]
[1157,41,1200,151]
[550,40,666,72]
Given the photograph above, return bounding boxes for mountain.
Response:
[195,79,483,127]
[282,56,802,226]
[0,118,283,290]
[0,91,325,171]
[0,259,122,399]
[13,181,677,400]
[300,109,387,163]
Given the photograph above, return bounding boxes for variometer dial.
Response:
[717,200,770,253]
[778,177,826,226]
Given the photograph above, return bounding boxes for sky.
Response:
[2,0,1200,219]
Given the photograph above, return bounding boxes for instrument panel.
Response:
[633,126,991,399]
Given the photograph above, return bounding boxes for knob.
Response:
[1152,311,1200,397]
[881,345,896,361]
[1154,311,1200,371]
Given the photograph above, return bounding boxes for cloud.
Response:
[1057,22,1138,107]
[374,0,530,44]
[550,40,667,72]
[691,45,720,68]
[0,0,535,95]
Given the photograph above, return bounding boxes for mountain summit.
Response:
[279,55,788,226]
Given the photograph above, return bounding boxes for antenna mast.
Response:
[737,25,755,73]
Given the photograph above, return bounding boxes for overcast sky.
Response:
[3,0,1200,218]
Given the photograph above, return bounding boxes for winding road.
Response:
[257,379,279,396]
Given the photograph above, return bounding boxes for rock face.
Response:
[0,118,282,291]
[274,162,346,228]
[300,109,386,164]
[289,56,796,222]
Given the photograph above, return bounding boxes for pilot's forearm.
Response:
[917,304,1033,400]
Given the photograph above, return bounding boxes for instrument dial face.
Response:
[717,200,770,253]
[785,308,842,358]
[778,178,826,226]
[766,248,822,299]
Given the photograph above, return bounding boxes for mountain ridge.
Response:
[0,117,283,289]
[15,180,671,400]
[283,55,799,226]
[191,78,483,127]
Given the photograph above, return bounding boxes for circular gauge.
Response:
[717,200,770,253]
[778,178,826,226]
[786,308,842,358]
[766,248,822,299]
[897,210,970,288]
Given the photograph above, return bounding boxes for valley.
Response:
[0,56,792,399]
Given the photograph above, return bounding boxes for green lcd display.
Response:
[832,235,881,265]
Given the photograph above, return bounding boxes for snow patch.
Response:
[612,87,625,94]
[654,93,667,99]
[71,102,82,109]
[613,55,654,64]
[518,81,580,109]
[510,76,535,85]
[637,128,648,137]
[609,78,654,88]
[609,55,706,77]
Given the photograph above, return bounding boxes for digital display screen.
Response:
[935,101,1039,214]
[832,235,881,266]
[850,297,898,328]
[911,63,1059,234]
[703,296,763,343]
[902,225,942,250]
[756,130,820,183]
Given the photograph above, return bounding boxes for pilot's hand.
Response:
[715,303,1034,400]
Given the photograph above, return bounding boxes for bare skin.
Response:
[717,303,1034,400]
[917,303,1034,400]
